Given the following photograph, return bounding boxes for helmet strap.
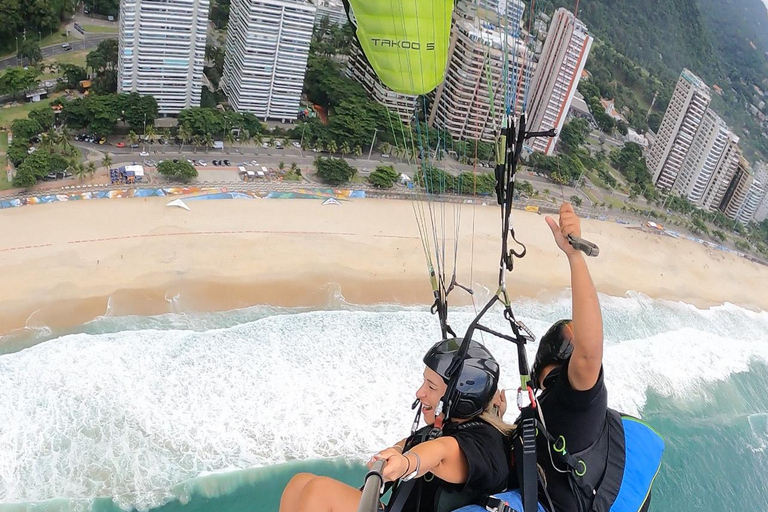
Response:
[410,402,423,434]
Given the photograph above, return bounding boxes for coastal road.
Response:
[0,33,116,71]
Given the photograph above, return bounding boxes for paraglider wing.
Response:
[343,0,454,95]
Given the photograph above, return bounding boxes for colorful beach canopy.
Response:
[343,0,454,95]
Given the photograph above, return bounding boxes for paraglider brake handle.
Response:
[524,129,557,140]
[567,235,600,257]
[357,459,386,512]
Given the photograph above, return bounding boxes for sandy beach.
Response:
[1,196,766,339]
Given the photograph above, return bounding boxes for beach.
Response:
[1,195,766,338]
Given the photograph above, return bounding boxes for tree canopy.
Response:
[315,156,356,185]
[157,160,198,183]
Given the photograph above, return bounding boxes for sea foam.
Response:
[1,293,767,509]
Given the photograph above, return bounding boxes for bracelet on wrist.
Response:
[398,453,412,480]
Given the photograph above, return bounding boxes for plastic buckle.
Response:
[516,387,524,410]
[485,496,518,512]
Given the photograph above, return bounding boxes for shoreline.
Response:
[1,196,767,341]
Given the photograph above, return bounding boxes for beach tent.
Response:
[322,198,342,206]
[167,199,190,211]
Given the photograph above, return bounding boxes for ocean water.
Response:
[1,291,767,512]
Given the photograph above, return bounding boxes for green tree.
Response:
[517,180,535,197]
[570,195,583,207]
[11,118,43,141]
[59,63,88,88]
[74,163,87,182]
[122,93,159,132]
[7,140,30,167]
[0,67,39,100]
[87,39,119,93]
[17,150,51,181]
[278,161,285,171]
[102,153,113,170]
[369,165,398,188]
[157,160,198,183]
[87,161,96,178]
[17,39,42,65]
[29,106,55,131]
[315,156,356,185]
[559,119,590,154]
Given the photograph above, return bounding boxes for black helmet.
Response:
[531,319,574,388]
[423,338,499,419]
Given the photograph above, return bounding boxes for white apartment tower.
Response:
[346,43,417,125]
[646,69,711,191]
[477,0,526,33]
[118,0,210,115]
[428,17,535,143]
[526,8,593,155]
[310,0,347,25]
[222,0,315,122]
[672,108,740,211]
[719,157,753,221]
[700,133,741,212]
[738,166,768,225]
[753,162,768,222]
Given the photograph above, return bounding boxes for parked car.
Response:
[198,160,207,166]
[381,154,390,158]
[223,159,230,166]
[44,172,57,181]
[116,142,125,148]
[27,147,36,154]
[213,160,220,166]
[98,138,106,145]
[130,143,139,148]
[140,151,149,156]
[292,141,301,148]
[62,43,71,51]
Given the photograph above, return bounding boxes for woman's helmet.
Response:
[530,319,574,388]
[423,338,499,419]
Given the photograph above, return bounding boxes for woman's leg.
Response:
[288,475,362,512]
[280,473,319,512]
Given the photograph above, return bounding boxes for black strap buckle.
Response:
[486,496,519,512]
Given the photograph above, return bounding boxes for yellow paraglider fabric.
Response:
[345,0,454,95]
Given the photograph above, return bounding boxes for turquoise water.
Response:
[1,292,767,512]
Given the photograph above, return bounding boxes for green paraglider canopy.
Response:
[343,0,454,95]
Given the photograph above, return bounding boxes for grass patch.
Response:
[0,96,58,130]
[587,170,610,190]
[45,50,88,68]
[0,131,8,152]
[582,188,599,206]
[603,194,626,209]
[0,157,11,190]
[81,24,118,34]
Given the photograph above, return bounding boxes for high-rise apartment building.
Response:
[719,157,753,220]
[671,108,741,211]
[118,0,210,115]
[476,0,525,33]
[700,133,741,212]
[222,0,315,122]
[428,17,535,143]
[753,163,768,222]
[526,8,592,155]
[738,165,768,225]
[310,0,346,25]
[646,69,711,190]
[346,43,417,125]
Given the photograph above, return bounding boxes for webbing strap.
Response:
[517,411,538,512]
